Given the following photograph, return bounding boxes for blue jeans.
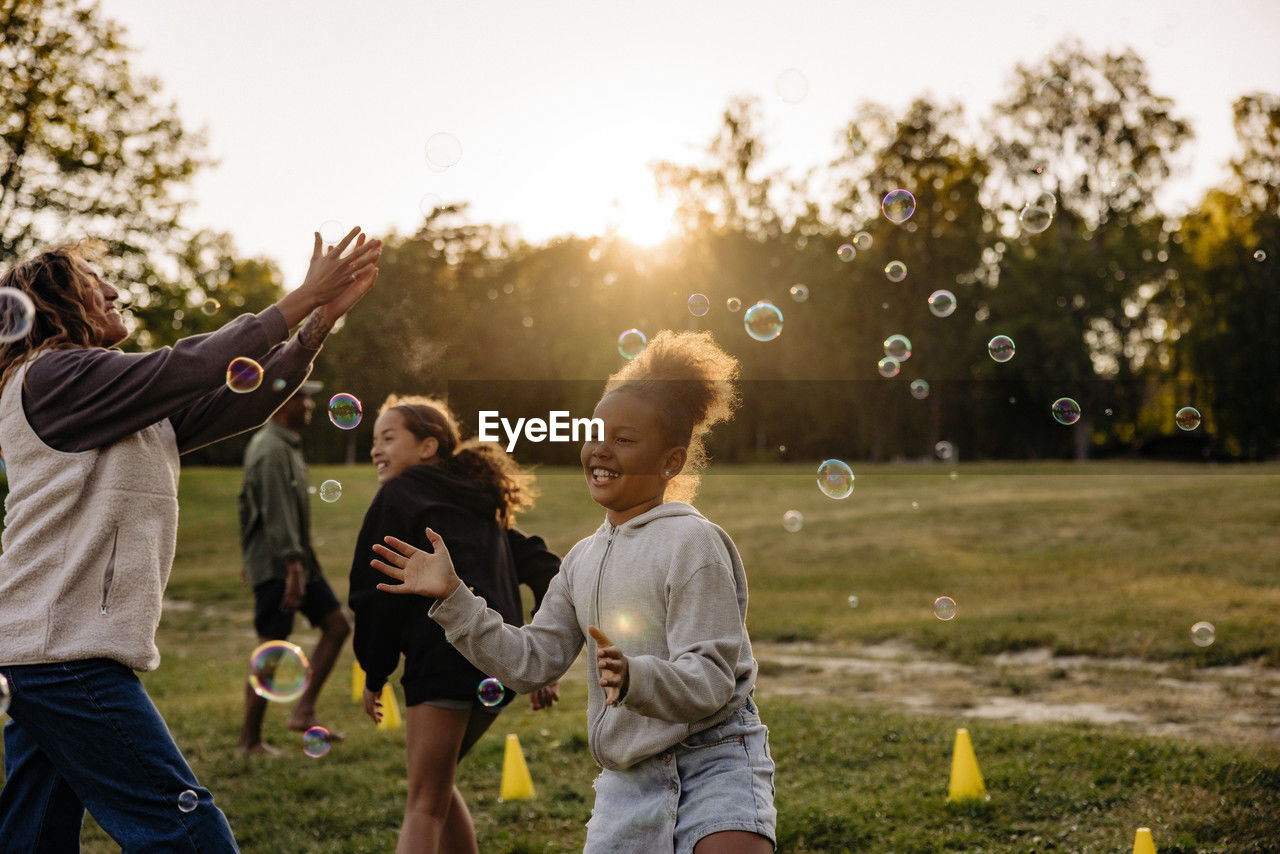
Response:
[0,658,239,853]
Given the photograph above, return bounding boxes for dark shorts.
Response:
[253,575,341,640]
[398,616,515,709]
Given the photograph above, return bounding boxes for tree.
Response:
[1,0,208,280]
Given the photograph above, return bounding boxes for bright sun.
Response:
[604,187,680,247]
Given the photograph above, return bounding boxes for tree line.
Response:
[3,0,1276,467]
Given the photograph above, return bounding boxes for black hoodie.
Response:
[348,463,560,698]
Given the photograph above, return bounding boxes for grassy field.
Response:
[4,461,1279,851]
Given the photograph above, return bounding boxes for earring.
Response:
[663,470,671,476]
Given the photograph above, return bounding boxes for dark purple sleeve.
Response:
[23,307,314,453]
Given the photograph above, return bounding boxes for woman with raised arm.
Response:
[0,229,380,852]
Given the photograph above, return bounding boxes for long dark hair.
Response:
[378,394,537,527]
[0,240,110,389]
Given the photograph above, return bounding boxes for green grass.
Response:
[3,461,1278,851]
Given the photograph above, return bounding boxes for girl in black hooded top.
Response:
[348,395,560,854]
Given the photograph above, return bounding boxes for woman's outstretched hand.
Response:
[371,527,462,599]
[277,227,382,327]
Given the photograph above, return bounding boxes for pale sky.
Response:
[98,0,1280,288]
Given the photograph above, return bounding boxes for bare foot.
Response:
[235,742,282,759]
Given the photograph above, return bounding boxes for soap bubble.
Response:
[0,673,10,716]
[782,510,803,533]
[418,193,443,217]
[933,596,957,621]
[744,301,784,342]
[303,726,332,758]
[200,298,220,316]
[934,441,954,461]
[226,357,263,393]
[987,335,1016,363]
[884,261,907,283]
[1038,76,1075,103]
[272,378,288,392]
[318,220,344,246]
[328,393,363,429]
[726,297,742,312]
[1033,191,1058,212]
[877,357,900,378]
[1254,249,1267,262]
[1051,397,1082,425]
[247,640,310,703]
[775,68,809,104]
[881,190,916,224]
[883,334,912,361]
[789,284,809,303]
[477,677,505,707]
[837,244,856,262]
[910,379,930,400]
[425,132,462,169]
[816,459,854,499]
[0,288,33,343]
[318,480,342,503]
[1018,204,1054,234]
[928,289,957,317]
[853,231,873,251]
[1175,406,1201,431]
[618,328,647,359]
[687,293,710,317]
[1190,621,1215,647]
[178,790,198,813]
[847,595,860,609]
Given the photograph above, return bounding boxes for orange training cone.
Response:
[1133,827,1157,854]
[947,728,987,802]
[376,683,402,731]
[500,733,535,800]
[351,660,365,702]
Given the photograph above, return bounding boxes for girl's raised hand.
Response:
[588,626,629,706]
[299,227,382,308]
[371,527,462,599]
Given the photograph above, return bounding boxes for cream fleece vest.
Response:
[0,356,180,672]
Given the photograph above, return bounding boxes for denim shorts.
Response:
[584,696,776,854]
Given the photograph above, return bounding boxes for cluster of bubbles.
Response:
[816,459,854,500]
[328,393,363,429]
[743,301,784,342]
[247,640,311,703]
[226,357,264,393]
[1051,397,1082,426]
[617,328,647,359]
[319,480,343,503]
[477,677,505,707]
[303,726,332,758]
[932,596,958,621]
[782,509,804,533]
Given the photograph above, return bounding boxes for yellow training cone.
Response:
[376,683,402,731]
[351,660,365,702]
[947,728,987,802]
[500,733,535,800]
[1133,827,1157,854]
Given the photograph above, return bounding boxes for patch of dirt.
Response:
[753,641,1280,746]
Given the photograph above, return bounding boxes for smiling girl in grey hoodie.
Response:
[371,330,776,854]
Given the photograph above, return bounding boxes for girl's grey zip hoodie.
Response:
[428,501,758,771]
